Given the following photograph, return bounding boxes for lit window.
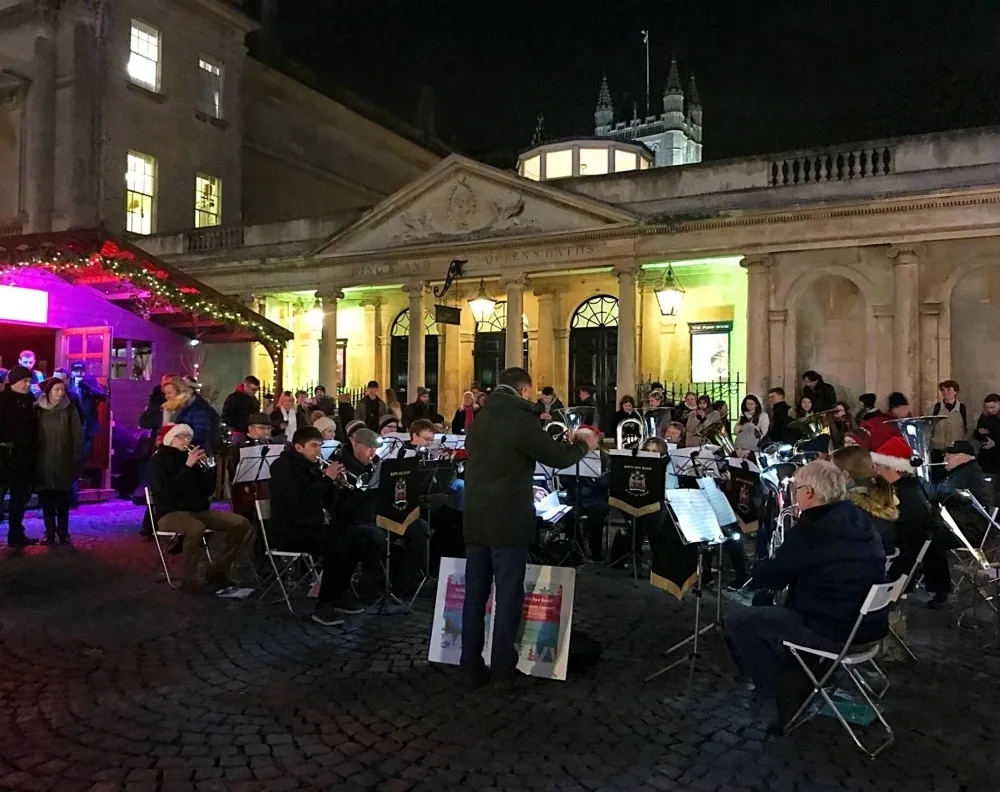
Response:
[614,150,638,172]
[197,56,223,118]
[545,149,572,179]
[126,151,156,234]
[195,174,222,227]
[128,20,161,91]
[579,148,609,176]
[521,154,540,181]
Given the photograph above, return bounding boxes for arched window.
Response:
[569,295,619,408]
[389,308,439,407]
[475,301,528,334]
[473,301,528,389]
[571,294,619,328]
[391,309,440,337]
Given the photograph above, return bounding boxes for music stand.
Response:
[408,457,455,606]
[645,488,726,686]
[941,504,1000,646]
[552,451,603,567]
[607,450,667,585]
[372,456,422,615]
[232,443,284,488]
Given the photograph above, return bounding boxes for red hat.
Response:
[871,436,914,472]
[156,424,174,446]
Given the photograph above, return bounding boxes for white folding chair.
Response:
[781,576,906,758]
[885,538,932,661]
[145,487,212,589]
[255,499,321,614]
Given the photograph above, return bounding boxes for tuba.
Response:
[888,416,946,481]
[548,406,597,442]
[616,414,644,449]
[789,407,841,453]
[642,407,672,441]
[702,420,736,456]
[760,461,798,556]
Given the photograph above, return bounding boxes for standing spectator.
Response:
[0,366,39,546]
[974,393,1000,484]
[735,395,770,451]
[139,375,171,432]
[402,387,442,428]
[685,395,722,448]
[614,395,638,433]
[35,377,83,544]
[355,380,392,431]
[931,380,968,454]
[270,391,307,442]
[673,391,698,424]
[220,376,261,435]
[856,393,880,426]
[801,370,837,412]
[160,376,219,455]
[533,386,564,421]
[451,391,478,434]
[765,387,791,444]
[337,391,355,429]
[574,384,599,411]
[310,386,337,416]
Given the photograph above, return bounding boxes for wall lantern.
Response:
[306,296,324,333]
[468,278,497,323]
[655,265,685,317]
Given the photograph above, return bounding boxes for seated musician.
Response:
[559,422,610,562]
[379,415,400,436]
[337,427,426,595]
[313,416,337,442]
[269,426,381,625]
[146,423,255,595]
[663,421,685,446]
[404,419,464,511]
[229,412,276,524]
[723,460,887,729]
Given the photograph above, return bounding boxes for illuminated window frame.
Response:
[128,19,161,92]
[126,151,156,235]
[197,56,223,118]
[195,173,222,228]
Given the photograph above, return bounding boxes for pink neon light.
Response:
[0,284,49,324]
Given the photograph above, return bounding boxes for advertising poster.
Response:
[427,558,576,680]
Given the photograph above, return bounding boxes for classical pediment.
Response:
[312,154,637,256]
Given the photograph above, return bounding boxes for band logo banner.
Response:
[374,457,420,535]
[608,451,666,517]
[428,558,576,681]
[726,463,760,533]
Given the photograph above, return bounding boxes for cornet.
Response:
[183,443,216,470]
[318,457,367,489]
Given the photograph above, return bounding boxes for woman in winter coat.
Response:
[451,391,478,434]
[830,445,898,556]
[36,377,83,544]
[684,395,722,448]
[734,395,770,451]
[160,375,219,455]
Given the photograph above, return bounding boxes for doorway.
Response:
[389,308,439,409]
[568,295,618,408]
[472,301,528,389]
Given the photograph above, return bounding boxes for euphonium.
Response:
[702,420,736,456]
[547,406,597,442]
[789,407,841,452]
[642,407,672,441]
[616,415,644,449]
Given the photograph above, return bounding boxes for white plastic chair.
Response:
[145,487,212,589]
[255,499,321,613]
[781,576,906,758]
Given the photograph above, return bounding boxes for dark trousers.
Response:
[723,606,842,698]
[923,533,956,595]
[461,544,527,681]
[38,489,72,540]
[704,534,749,586]
[4,482,33,542]
[282,524,382,604]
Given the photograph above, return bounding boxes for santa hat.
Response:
[871,435,914,472]
[158,423,193,448]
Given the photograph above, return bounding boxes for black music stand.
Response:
[408,456,455,606]
[607,450,668,586]
[372,456,421,615]
[645,488,726,689]
[554,452,604,567]
[232,443,283,489]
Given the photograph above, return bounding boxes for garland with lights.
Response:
[0,240,285,356]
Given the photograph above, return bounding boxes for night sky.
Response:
[265,0,1000,166]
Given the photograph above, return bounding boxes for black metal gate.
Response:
[568,295,618,406]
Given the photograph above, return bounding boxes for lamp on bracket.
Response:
[433,258,468,299]
[654,265,685,317]
[468,278,497,324]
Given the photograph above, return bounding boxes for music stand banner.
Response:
[427,558,576,681]
[726,461,760,533]
[374,457,420,536]
[608,450,666,517]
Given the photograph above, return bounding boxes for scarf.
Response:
[162,391,191,424]
[281,406,298,437]
[463,405,475,429]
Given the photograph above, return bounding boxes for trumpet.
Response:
[183,443,216,470]
[318,457,367,489]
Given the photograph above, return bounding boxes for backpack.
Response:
[932,401,967,433]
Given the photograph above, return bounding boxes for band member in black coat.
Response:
[0,366,39,546]
[269,426,382,625]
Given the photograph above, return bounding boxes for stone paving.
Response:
[1,501,998,792]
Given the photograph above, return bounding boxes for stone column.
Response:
[889,246,922,402]
[403,281,427,401]
[318,289,344,392]
[614,262,639,398]
[533,288,556,387]
[919,302,942,413]
[768,309,787,392]
[553,328,569,402]
[360,296,384,387]
[69,8,98,227]
[500,272,529,370]
[742,255,773,399]
[25,6,57,233]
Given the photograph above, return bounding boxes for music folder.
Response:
[374,457,421,536]
[664,489,726,546]
[534,490,572,524]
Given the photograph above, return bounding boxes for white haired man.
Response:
[723,460,887,730]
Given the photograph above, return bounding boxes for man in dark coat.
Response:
[310,385,338,417]
[974,393,1000,479]
[0,366,39,546]
[766,387,791,444]
[461,367,598,690]
[402,387,443,429]
[801,370,837,413]
[724,460,886,726]
[221,376,261,435]
[355,380,392,432]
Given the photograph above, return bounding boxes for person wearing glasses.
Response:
[722,460,887,731]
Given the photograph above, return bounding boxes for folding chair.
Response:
[781,576,906,758]
[255,499,322,614]
[885,538,932,661]
[146,487,212,589]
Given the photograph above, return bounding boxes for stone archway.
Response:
[791,274,868,406]
[949,264,1000,405]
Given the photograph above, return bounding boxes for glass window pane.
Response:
[579,148,608,176]
[131,342,153,381]
[614,150,637,172]
[111,340,128,380]
[195,173,222,228]
[128,20,160,91]
[126,151,156,234]
[197,56,224,118]
[545,149,572,179]
[521,155,540,181]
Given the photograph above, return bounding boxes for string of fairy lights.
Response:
[0,240,287,356]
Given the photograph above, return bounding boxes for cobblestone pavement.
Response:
[1,502,998,792]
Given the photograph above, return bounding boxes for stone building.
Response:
[138,125,1000,419]
[0,0,442,236]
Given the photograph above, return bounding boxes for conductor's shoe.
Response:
[312,603,346,627]
[332,593,365,615]
[493,670,534,693]
[461,665,491,692]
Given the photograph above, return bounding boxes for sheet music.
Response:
[534,490,571,523]
[697,477,738,526]
[552,451,604,477]
[232,443,284,483]
[664,489,725,545]
[729,456,760,474]
[320,440,340,460]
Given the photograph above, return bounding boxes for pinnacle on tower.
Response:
[665,55,682,94]
[687,73,701,107]
[596,74,613,109]
[531,113,546,146]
